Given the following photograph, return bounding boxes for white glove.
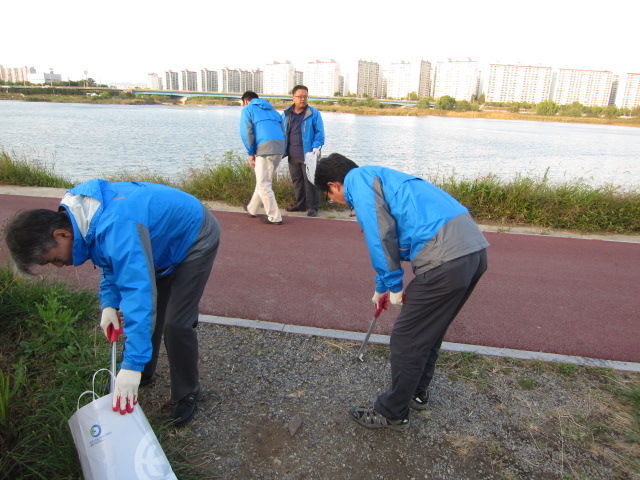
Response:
[312,147,320,156]
[100,307,120,339]
[112,369,141,415]
[390,290,405,307]
[372,291,387,310]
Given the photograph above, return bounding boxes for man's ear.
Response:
[52,228,72,239]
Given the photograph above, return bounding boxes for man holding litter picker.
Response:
[4,179,221,427]
[314,153,489,431]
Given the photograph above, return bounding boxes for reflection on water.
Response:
[0,101,638,189]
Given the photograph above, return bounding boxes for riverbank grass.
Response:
[0,149,638,234]
[0,150,73,188]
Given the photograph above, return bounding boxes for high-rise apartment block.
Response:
[617,73,640,109]
[263,61,295,95]
[418,60,432,98]
[148,73,163,90]
[304,60,341,97]
[220,68,241,93]
[181,70,198,92]
[433,60,480,101]
[486,64,553,103]
[386,61,413,99]
[165,71,179,91]
[553,68,615,107]
[357,60,382,98]
[201,69,218,92]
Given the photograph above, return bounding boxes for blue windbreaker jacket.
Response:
[59,179,204,371]
[240,98,285,156]
[282,105,325,156]
[343,166,489,293]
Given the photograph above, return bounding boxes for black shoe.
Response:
[349,405,409,431]
[243,203,256,217]
[307,209,318,217]
[285,206,306,212]
[410,390,430,410]
[171,388,199,427]
[139,373,158,388]
[260,217,283,225]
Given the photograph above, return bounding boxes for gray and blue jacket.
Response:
[60,179,207,372]
[343,166,489,293]
[282,104,325,156]
[240,98,285,156]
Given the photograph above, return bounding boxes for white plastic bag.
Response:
[68,372,177,480]
[304,150,319,185]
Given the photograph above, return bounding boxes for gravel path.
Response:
[140,323,637,480]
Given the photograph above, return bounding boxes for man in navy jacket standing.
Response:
[282,85,325,217]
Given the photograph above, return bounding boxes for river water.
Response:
[0,100,638,189]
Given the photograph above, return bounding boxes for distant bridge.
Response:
[130,90,416,107]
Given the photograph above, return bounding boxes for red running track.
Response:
[1,194,638,363]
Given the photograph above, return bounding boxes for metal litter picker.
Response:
[356,293,389,361]
[107,315,123,394]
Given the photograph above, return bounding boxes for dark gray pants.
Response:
[374,249,488,420]
[143,211,221,402]
[288,156,319,210]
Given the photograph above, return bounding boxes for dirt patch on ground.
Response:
[140,324,639,480]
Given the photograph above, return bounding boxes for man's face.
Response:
[40,229,73,268]
[292,88,308,111]
[326,182,347,206]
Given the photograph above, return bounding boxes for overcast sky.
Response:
[3,0,638,85]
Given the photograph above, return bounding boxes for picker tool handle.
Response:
[108,313,123,393]
[373,292,390,318]
[106,313,123,344]
[356,293,390,362]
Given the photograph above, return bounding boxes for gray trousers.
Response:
[288,156,319,210]
[374,249,488,420]
[142,210,221,402]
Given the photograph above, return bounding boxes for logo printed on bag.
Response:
[135,430,174,479]
[89,424,102,437]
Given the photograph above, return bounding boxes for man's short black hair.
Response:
[4,209,72,274]
[241,91,259,103]
[291,85,308,95]
[314,153,359,193]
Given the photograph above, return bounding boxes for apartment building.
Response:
[432,60,480,101]
[148,73,163,90]
[418,60,432,98]
[181,70,198,92]
[553,68,615,107]
[486,64,553,103]
[617,73,640,109]
[200,69,218,92]
[303,60,341,97]
[263,61,295,95]
[164,71,179,91]
[220,68,241,93]
[386,61,414,99]
[357,60,382,98]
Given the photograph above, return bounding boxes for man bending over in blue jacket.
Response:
[315,153,489,431]
[5,179,221,427]
[240,91,286,225]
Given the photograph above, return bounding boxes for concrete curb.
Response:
[1,185,637,243]
[200,314,640,373]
